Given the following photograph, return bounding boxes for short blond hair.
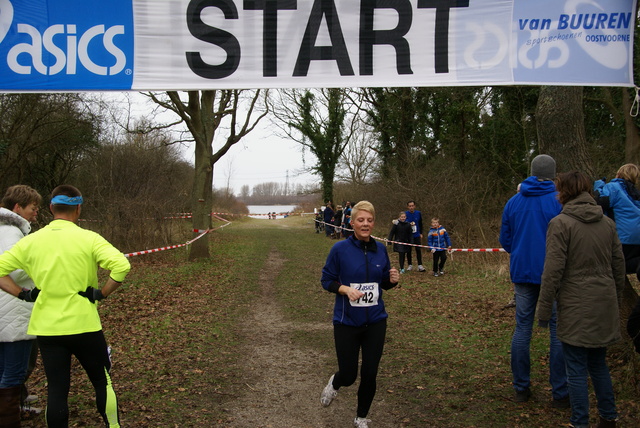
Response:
[351,200,375,220]
[616,163,640,185]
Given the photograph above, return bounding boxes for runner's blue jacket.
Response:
[499,176,561,284]
[321,236,396,327]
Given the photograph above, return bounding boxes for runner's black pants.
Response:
[37,331,119,427]
[332,319,387,418]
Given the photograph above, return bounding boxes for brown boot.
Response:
[597,416,617,428]
[0,386,21,427]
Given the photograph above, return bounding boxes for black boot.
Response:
[0,386,21,427]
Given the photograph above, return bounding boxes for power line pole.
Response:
[285,169,289,196]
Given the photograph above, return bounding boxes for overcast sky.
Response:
[204,121,317,195]
[118,92,317,195]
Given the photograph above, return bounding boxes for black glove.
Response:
[78,286,105,303]
[18,288,40,302]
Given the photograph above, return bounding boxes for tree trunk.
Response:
[189,140,213,260]
[321,164,335,204]
[536,86,594,177]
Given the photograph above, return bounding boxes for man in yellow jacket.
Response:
[0,185,130,428]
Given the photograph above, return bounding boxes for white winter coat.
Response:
[0,207,35,342]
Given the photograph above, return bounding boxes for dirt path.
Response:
[221,249,398,428]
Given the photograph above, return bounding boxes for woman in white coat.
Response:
[0,185,41,427]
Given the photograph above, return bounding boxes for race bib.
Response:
[349,282,380,307]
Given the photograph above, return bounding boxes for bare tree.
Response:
[145,90,268,259]
[0,93,101,194]
[269,88,357,203]
[336,130,379,185]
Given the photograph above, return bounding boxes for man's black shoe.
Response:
[552,395,571,409]
[514,388,531,402]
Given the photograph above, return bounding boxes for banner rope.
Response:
[631,86,640,117]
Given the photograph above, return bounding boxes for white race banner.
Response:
[0,0,635,91]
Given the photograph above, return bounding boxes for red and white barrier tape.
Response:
[315,219,505,253]
[80,211,307,222]
[124,216,232,258]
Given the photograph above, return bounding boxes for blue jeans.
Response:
[511,283,567,399]
[562,343,617,427]
[0,340,34,387]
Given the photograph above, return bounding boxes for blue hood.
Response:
[519,176,557,197]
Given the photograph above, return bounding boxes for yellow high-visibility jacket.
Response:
[0,219,131,336]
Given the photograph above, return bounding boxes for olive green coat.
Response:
[538,192,625,348]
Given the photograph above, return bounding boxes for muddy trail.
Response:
[220,249,397,428]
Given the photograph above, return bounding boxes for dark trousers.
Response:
[398,252,407,269]
[38,331,119,428]
[332,319,387,418]
[622,244,640,279]
[432,251,447,272]
[406,236,422,265]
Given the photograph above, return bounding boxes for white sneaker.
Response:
[439,270,445,275]
[320,374,338,407]
[21,404,43,414]
[418,265,426,272]
[406,265,413,271]
[354,417,372,427]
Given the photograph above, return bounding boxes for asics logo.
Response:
[1,0,128,76]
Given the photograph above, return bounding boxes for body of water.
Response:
[246,205,297,218]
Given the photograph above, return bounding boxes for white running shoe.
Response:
[406,265,413,271]
[320,374,338,407]
[418,265,426,272]
[21,404,43,414]
[354,417,372,427]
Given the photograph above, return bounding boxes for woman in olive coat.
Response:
[537,171,625,428]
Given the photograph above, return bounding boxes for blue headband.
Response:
[51,195,83,205]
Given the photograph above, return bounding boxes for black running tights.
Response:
[332,319,387,418]
[37,331,119,428]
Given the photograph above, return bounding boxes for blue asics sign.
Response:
[0,0,134,90]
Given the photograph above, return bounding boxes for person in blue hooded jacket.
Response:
[593,163,640,280]
[499,154,569,407]
[320,200,399,428]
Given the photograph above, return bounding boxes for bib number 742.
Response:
[349,282,379,307]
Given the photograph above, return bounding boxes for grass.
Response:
[21,214,640,427]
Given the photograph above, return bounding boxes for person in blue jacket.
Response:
[320,201,399,428]
[499,154,569,407]
[593,163,640,280]
[405,200,426,272]
[323,202,335,238]
[427,217,452,276]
